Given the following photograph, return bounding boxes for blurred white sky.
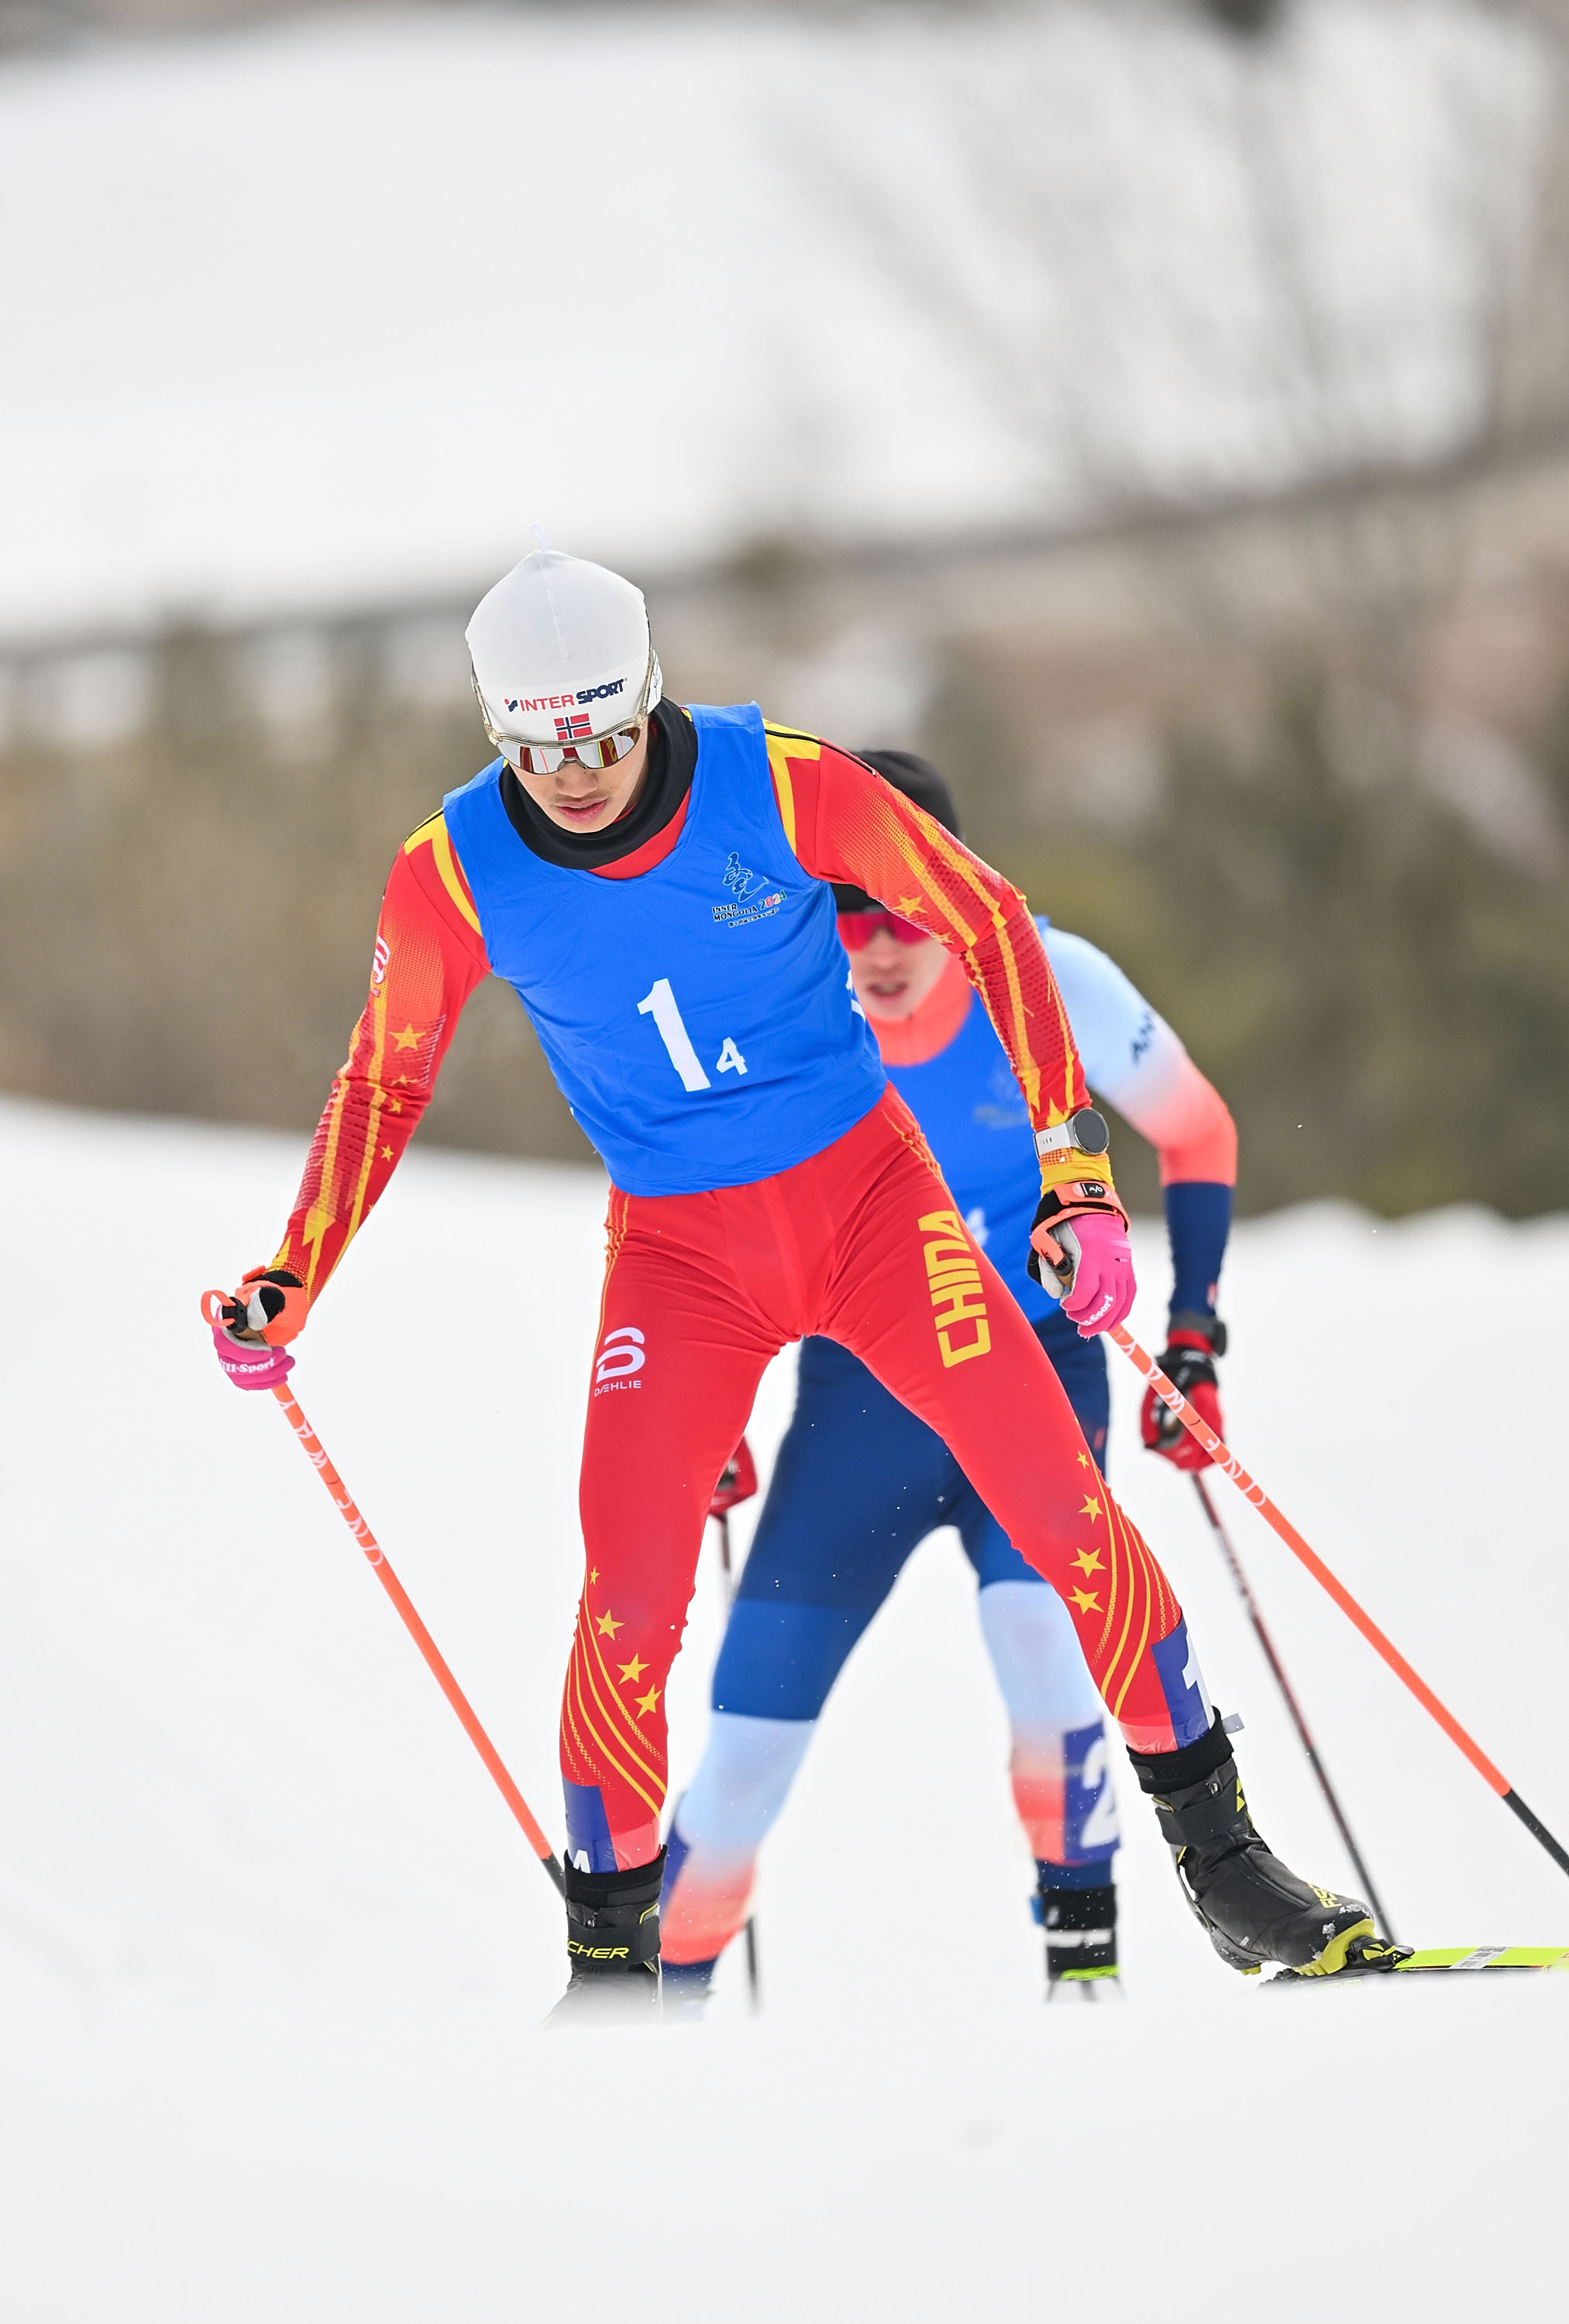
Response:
[0,0,1545,638]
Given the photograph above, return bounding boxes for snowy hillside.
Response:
[0,0,1543,639]
[1,1093,1565,2317]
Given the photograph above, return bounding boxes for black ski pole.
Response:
[714,1501,762,2012]
[1192,1474,1396,1941]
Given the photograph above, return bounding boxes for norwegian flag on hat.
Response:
[555,711,593,741]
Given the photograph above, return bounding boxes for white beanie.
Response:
[467,550,662,750]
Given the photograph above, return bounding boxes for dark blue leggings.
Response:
[712,1310,1109,1722]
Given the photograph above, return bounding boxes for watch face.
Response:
[1072,1107,1110,1154]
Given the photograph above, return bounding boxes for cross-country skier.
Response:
[208,549,1371,2013]
[660,751,1235,2003]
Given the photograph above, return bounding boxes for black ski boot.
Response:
[545,1851,664,2024]
[1037,1878,1119,2002]
[1129,1715,1374,1975]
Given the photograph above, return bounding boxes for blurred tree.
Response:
[1199,0,1283,31]
[992,673,1569,1218]
[1475,2,1569,453]
[2,618,1566,1219]
[0,627,595,1167]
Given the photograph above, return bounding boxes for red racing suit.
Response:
[265,720,1208,1871]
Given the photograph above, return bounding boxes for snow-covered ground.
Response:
[0,0,1543,640]
[1,1092,1565,2317]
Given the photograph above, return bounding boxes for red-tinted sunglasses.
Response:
[837,908,927,950]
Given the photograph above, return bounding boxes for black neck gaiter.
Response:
[498,701,697,870]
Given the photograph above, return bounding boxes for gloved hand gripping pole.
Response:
[1111,1325,1569,1886]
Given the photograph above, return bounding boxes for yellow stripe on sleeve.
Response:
[403,811,445,854]
[431,821,482,935]
[764,724,824,858]
[301,1078,350,1294]
[876,812,1055,1116]
[404,811,483,937]
[343,987,389,1248]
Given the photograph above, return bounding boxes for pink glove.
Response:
[1055,1212,1136,1338]
[210,1321,295,1392]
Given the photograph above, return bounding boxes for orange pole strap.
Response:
[1110,1325,1510,1792]
[269,1381,563,1887]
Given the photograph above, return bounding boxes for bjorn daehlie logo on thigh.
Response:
[594,1326,645,1397]
[714,851,784,929]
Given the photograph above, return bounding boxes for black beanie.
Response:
[832,749,962,913]
[857,749,962,841]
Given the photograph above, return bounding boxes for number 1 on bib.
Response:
[637,979,712,1092]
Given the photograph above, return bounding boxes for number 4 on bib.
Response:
[638,979,747,1091]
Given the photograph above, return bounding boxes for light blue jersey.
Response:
[886,924,1160,1320]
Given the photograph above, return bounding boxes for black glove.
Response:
[1141,1314,1227,1472]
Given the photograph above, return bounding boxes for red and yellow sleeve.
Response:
[270,811,491,1305]
[764,725,1090,1136]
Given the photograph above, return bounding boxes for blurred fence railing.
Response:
[5,454,1569,1215]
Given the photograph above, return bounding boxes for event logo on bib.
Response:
[713,850,784,929]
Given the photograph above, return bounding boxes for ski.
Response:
[1269,1942,1569,1985]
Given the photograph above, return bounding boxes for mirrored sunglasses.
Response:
[509,724,644,776]
[837,908,927,950]
[473,655,659,779]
